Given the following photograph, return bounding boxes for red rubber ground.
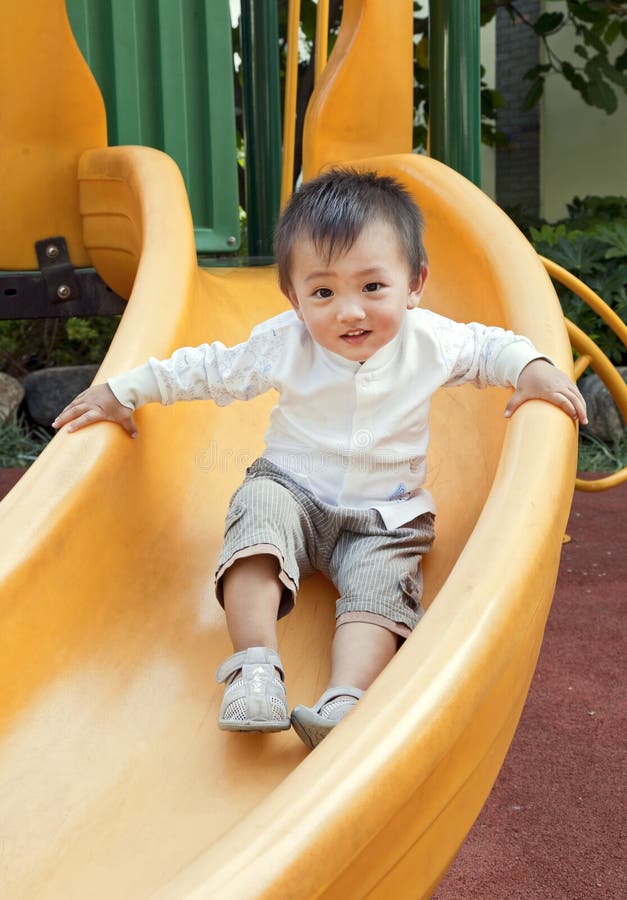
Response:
[436,478,626,900]
[1,469,624,899]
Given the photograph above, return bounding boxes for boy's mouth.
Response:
[340,328,371,345]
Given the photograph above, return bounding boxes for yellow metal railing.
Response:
[542,257,627,492]
[542,257,627,345]
[281,0,330,207]
[281,0,301,207]
[314,0,330,84]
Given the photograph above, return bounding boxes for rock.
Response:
[0,373,25,423]
[23,365,99,427]
[579,367,627,443]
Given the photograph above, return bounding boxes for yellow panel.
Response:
[0,145,576,899]
[0,0,106,269]
[303,0,414,179]
[0,2,577,895]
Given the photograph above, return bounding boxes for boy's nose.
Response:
[337,301,366,323]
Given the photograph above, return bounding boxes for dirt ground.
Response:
[1,469,625,899]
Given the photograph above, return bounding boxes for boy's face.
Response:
[285,219,427,362]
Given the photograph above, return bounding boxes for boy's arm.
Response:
[434,316,586,423]
[52,361,167,436]
[505,358,587,424]
[52,361,166,436]
[52,381,141,437]
[53,321,286,435]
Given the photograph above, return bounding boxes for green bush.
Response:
[527,195,627,365]
[0,414,51,468]
[0,316,119,377]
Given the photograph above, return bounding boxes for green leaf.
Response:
[545,235,608,272]
[490,89,506,110]
[533,11,565,34]
[594,54,627,89]
[592,264,627,295]
[561,61,588,95]
[574,44,589,61]
[585,77,618,114]
[568,2,602,26]
[299,0,317,41]
[524,63,553,81]
[415,37,428,69]
[569,195,627,221]
[530,223,567,247]
[521,77,544,110]
[480,0,497,27]
[581,27,606,55]
[603,65,627,89]
[616,47,627,73]
[595,222,627,259]
[604,20,620,46]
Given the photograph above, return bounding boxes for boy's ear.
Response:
[285,285,304,320]
[407,264,429,309]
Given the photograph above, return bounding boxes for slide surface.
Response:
[0,145,577,899]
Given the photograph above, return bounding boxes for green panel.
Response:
[240,0,282,258]
[429,0,481,187]
[67,0,240,253]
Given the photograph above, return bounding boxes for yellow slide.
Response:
[0,3,577,898]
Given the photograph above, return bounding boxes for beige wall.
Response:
[480,3,626,219]
[541,4,627,220]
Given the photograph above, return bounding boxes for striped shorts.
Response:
[214,458,436,637]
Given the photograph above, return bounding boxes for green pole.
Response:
[240,0,282,257]
[429,1,481,186]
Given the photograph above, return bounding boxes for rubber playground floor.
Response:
[1,467,624,900]
[435,479,625,900]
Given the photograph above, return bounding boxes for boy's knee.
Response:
[231,477,300,524]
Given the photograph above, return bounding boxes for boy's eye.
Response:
[363,282,383,293]
[314,287,333,299]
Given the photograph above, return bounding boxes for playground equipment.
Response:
[0,1,624,898]
[541,259,627,492]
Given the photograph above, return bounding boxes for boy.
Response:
[53,169,587,750]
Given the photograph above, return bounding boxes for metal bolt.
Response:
[56,284,72,300]
[46,244,59,259]
[226,235,237,246]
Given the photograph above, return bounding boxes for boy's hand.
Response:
[505,359,588,425]
[52,383,138,438]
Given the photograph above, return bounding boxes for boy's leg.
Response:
[221,553,283,651]
[290,622,397,749]
[214,468,317,732]
[217,555,288,732]
[291,511,435,749]
[329,621,397,690]
[215,470,316,629]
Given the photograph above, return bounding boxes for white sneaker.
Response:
[291,686,364,749]
[216,647,291,732]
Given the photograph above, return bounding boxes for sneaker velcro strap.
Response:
[313,686,364,713]
[216,646,285,684]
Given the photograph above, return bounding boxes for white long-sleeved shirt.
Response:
[108,308,545,528]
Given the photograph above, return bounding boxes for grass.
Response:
[578,431,627,473]
[0,414,51,468]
